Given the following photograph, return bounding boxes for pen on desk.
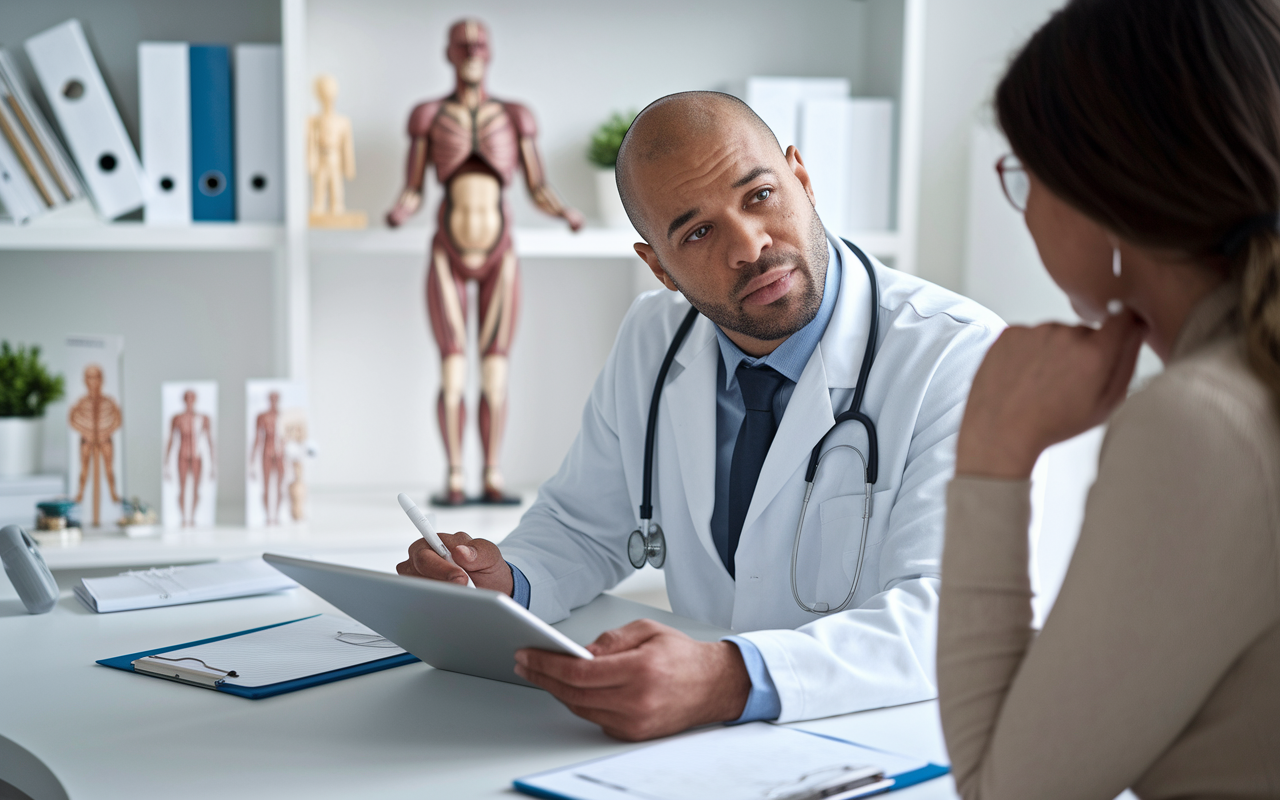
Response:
[397,493,475,588]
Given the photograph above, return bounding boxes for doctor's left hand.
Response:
[513,619,751,741]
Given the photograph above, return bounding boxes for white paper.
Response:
[521,723,926,800]
[154,614,404,687]
[77,558,296,613]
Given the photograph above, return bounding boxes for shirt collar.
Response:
[715,238,842,387]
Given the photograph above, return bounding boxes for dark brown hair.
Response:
[996,0,1280,399]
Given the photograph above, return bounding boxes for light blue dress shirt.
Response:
[511,240,843,725]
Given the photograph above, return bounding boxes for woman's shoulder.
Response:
[1110,336,1280,482]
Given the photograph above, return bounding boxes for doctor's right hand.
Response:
[395,532,514,596]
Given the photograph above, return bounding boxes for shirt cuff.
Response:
[509,561,531,608]
[724,636,782,723]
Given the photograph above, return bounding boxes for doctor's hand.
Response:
[395,533,514,596]
[957,311,1146,480]
[514,619,751,742]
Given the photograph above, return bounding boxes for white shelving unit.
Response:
[0,0,927,510]
[0,0,925,383]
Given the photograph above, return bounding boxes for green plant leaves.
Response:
[0,341,66,418]
[587,110,637,169]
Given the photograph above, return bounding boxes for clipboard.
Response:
[97,615,419,699]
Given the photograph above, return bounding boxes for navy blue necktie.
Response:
[724,364,786,578]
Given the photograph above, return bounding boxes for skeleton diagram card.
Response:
[65,335,125,529]
[161,381,217,529]
[245,380,310,527]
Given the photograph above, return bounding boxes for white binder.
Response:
[745,76,850,151]
[139,42,190,225]
[234,44,283,222]
[0,131,41,223]
[799,97,852,237]
[0,48,84,205]
[846,98,894,232]
[25,19,146,220]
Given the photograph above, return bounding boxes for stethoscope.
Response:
[628,239,881,615]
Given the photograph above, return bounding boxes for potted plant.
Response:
[0,342,65,478]
[587,110,636,228]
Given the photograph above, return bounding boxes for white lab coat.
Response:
[502,233,1004,723]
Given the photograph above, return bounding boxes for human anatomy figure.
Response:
[69,364,122,527]
[386,18,584,505]
[282,409,313,523]
[164,389,216,527]
[308,74,364,227]
[249,391,285,525]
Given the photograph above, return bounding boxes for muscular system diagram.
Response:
[68,364,123,527]
[249,391,285,525]
[164,389,216,527]
[386,18,584,506]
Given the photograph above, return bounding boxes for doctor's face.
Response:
[631,126,829,356]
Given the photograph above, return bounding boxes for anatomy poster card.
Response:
[245,379,309,528]
[65,334,125,529]
[161,381,218,529]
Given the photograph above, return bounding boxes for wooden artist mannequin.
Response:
[386,18,584,505]
[308,74,366,228]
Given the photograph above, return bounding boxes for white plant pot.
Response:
[595,168,630,229]
[0,417,42,478]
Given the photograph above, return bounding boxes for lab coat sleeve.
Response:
[498,298,653,624]
[737,313,1000,723]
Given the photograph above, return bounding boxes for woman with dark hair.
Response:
[938,0,1280,797]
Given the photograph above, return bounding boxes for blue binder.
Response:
[189,44,234,221]
[97,615,420,699]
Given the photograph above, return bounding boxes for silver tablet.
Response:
[262,553,591,688]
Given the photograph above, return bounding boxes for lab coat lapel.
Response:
[662,316,721,565]
[742,233,870,532]
[742,349,835,532]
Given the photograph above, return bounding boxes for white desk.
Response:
[0,554,956,800]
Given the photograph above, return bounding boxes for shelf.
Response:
[309,225,645,259]
[0,222,285,252]
[309,226,903,262]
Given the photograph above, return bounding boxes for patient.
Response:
[938,0,1280,797]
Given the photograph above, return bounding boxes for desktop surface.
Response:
[0,550,956,800]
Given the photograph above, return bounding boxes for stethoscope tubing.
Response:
[633,239,882,613]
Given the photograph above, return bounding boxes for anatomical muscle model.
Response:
[69,364,123,527]
[386,18,583,505]
[164,389,216,527]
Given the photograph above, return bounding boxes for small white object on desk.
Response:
[73,558,296,612]
[397,492,474,588]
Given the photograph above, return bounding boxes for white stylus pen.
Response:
[397,493,475,588]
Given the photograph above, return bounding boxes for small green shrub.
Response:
[0,342,65,417]
[587,110,637,169]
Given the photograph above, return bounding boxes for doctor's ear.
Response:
[784,146,817,208]
[634,243,679,292]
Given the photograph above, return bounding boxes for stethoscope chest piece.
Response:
[627,523,666,569]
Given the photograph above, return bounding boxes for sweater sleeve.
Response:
[938,375,1280,800]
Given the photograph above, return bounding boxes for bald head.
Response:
[617,92,780,241]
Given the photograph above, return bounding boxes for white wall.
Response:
[913,0,1066,293]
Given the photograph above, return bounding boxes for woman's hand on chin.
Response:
[956,311,1147,480]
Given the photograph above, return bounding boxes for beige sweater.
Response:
[939,281,1280,800]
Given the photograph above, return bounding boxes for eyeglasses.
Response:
[995,154,1029,212]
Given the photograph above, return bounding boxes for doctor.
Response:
[398,91,1002,740]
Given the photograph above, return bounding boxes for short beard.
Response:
[671,210,829,343]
